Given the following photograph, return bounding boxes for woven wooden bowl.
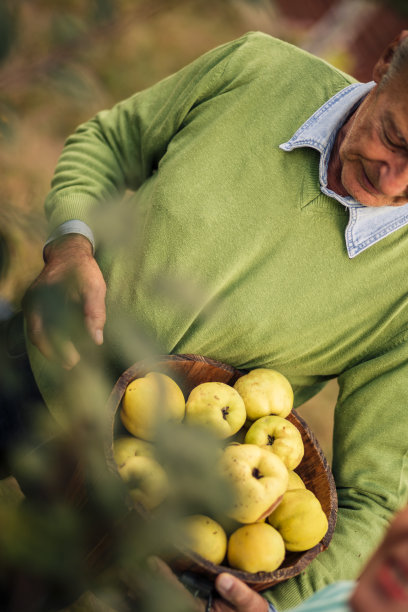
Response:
[106,354,338,591]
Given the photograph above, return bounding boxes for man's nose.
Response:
[379,158,408,197]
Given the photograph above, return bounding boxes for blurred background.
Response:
[1,1,408,608]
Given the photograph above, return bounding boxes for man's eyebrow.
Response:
[383,110,408,149]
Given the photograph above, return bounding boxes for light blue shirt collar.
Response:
[280,82,408,258]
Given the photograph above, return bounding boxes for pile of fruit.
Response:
[113,368,328,574]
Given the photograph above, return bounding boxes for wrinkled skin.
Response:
[23,234,106,369]
[328,31,408,208]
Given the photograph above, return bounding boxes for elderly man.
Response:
[22,29,408,611]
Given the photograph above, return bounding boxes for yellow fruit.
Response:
[120,372,185,440]
[113,436,154,467]
[268,489,328,552]
[227,522,285,573]
[287,470,306,491]
[244,415,304,470]
[234,368,293,420]
[118,455,169,510]
[218,444,288,524]
[185,381,246,439]
[181,514,227,565]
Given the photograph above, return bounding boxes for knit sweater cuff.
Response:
[44,220,95,255]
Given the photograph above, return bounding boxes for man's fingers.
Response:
[83,275,106,346]
[215,573,269,612]
[25,311,54,360]
[40,335,80,371]
[26,311,80,369]
[84,309,105,346]
[57,340,81,370]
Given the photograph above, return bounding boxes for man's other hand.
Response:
[150,558,270,612]
[23,234,106,369]
[212,573,270,611]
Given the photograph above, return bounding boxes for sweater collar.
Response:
[280,82,408,258]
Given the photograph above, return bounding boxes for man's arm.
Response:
[213,574,274,612]
[25,34,253,365]
[265,333,408,610]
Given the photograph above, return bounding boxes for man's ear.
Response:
[373,30,408,83]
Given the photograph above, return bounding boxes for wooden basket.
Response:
[105,354,337,591]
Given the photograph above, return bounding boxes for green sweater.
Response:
[28,32,408,610]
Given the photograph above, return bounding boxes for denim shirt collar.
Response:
[280,82,408,258]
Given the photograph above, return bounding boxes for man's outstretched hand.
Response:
[23,234,106,369]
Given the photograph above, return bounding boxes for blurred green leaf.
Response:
[49,65,96,102]
[51,13,87,46]
[0,234,10,280]
[0,500,84,579]
[155,421,234,519]
[92,0,116,22]
[0,105,15,141]
[0,1,18,64]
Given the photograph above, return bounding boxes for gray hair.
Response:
[380,36,408,87]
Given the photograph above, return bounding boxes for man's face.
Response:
[337,69,408,207]
[350,507,408,612]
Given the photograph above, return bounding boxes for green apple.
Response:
[118,454,169,510]
[234,368,293,420]
[185,382,246,439]
[244,415,304,470]
[218,443,288,523]
[120,372,185,440]
[227,522,285,573]
[180,514,227,565]
[113,435,154,468]
[268,488,328,552]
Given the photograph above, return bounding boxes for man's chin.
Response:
[350,189,405,208]
[354,193,388,207]
[341,166,408,207]
[341,174,390,208]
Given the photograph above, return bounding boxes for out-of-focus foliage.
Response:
[0,1,18,64]
[0,298,236,611]
[384,0,408,16]
[0,0,17,291]
[0,236,10,281]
